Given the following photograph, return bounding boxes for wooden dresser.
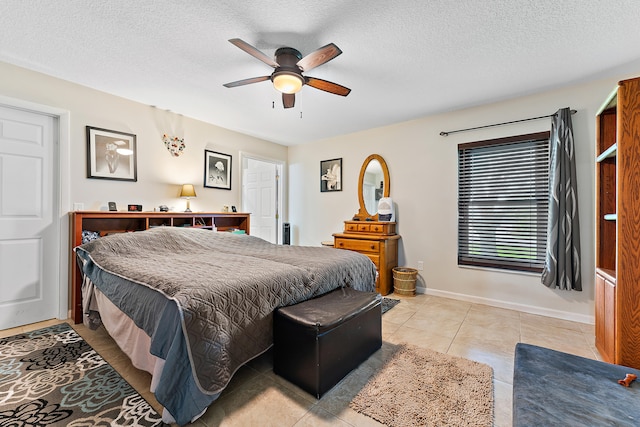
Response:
[333,221,400,295]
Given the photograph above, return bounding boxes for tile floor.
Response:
[1,294,598,426]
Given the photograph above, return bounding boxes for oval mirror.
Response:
[355,154,390,220]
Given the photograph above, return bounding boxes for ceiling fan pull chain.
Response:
[272,101,275,109]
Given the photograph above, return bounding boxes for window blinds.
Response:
[458,132,550,273]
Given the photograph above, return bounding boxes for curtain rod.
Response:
[439,109,577,137]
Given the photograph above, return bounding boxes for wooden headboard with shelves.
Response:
[69,211,250,323]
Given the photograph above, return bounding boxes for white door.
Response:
[242,157,282,243]
[0,105,58,329]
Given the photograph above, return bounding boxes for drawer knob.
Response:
[338,242,344,247]
[370,244,375,250]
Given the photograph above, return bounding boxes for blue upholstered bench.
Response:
[513,343,640,426]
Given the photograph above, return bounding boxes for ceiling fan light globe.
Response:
[273,72,303,94]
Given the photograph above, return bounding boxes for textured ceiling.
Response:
[2,0,640,145]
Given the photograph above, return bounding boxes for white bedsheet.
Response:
[93,287,181,423]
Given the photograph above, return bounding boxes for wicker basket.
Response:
[392,267,418,296]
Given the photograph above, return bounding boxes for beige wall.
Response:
[4,58,639,324]
[0,61,287,213]
[289,72,639,323]
[0,61,288,317]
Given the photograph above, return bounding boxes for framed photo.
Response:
[204,150,232,190]
[320,158,342,192]
[86,126,137,181]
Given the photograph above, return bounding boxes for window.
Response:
[458,132,550,273]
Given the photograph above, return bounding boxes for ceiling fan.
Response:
[223,38,351,109]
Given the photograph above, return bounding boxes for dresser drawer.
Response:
[343,223,373,233]
[366,254,380,268]
[335,238,380,253]
[343,221,396,235]
[370,223,386,233]
[344,223,359,232]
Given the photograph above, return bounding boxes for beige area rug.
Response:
[350,344,494,426]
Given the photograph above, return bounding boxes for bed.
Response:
[74,226,376,425]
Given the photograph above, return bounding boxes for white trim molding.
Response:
[417,286,594,325]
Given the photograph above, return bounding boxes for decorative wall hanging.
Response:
[204,150,232,190]
[163,134,185,157]
[86,126,137,181]
[320,158,342,192]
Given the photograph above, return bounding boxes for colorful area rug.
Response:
[351,343,494,426]
[0,323,163,426]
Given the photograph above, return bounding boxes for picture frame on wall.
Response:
[204,150,232,190]
[86,126,137,181]
[320,158,342,192]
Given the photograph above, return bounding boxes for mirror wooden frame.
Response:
[354,154,390,221]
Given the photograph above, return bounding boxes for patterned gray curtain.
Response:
[541,108,581,290]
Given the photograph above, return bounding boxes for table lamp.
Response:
[180,184,197,212]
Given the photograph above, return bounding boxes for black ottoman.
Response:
[273,287,382,398]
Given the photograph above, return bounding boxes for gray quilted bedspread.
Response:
[76,227,376,394]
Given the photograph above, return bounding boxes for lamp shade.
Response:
[179,184,197,198]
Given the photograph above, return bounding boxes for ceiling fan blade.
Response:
[228,38,279,68]
[297,43,342,72]
[223,76,270,88]
[305,77,351,96]
[283,93,295,109]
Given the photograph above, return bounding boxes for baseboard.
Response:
[416,286,594,325]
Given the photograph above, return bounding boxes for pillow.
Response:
[82,230,100,244]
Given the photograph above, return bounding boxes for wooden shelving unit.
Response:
[69,211,250,323]
[595,76,640,369]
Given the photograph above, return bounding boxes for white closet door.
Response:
[0,105,58,329]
